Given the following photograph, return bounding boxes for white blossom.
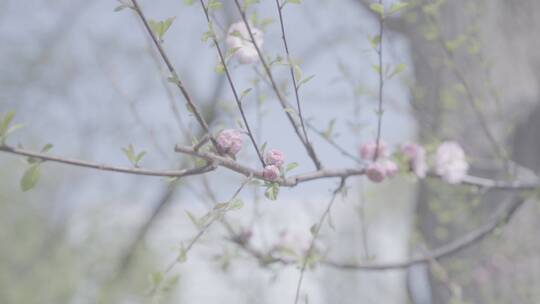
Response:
[226,21,264,64]
[435,141,469,184]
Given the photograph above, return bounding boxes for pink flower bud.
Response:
[366,162,386,183]
[263,165,280,181]
[265,149,285,167]
[435,141,469,184]
[359,141,388,160]
[382,159,399,178]
[216,129,243,156]
[400,142,427,178]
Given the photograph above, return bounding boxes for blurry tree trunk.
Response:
[389,0,540,303]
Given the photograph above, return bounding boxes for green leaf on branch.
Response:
[296,75,315,89]
[323,118,336,139]
[215,63,225,74]
[207,0,222,10]
[286,162,299,172]
[389,2,409,15]
[185,210,203,230]
[240,88,252,101]
[148,17,176,41]
[265,182,280,201]
[387,63,406,79]
[41,143,54,153]
[286,0,302,5]
[292,63,303,82]
[21,163,41,192]
[371,64,381,74]
[0,111,24,144]
[122,144,146,167]
[177,243,188,263]
[368,34,381,50]
[369,3,385,17]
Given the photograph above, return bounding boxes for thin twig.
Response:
[275,0,313,156]
[129,0,217,148]
[306,121,364,164]
[232,0,323,170]
[294,178,347,304]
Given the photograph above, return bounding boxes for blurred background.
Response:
[1,0,540,303]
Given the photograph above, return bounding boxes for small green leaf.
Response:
[387,63,406,79]
[296,75,315,89]
[323,119,336,139]
[368,34,381,49]
[207,0,223,10]
[369,3,385,16]
[389,2,408,15]
[240,88,252,100]
[41,143,54,153]
[283,107,296,114]
[228,198,244,210]
[149,272,163,286]
[0,111,16,137]
[177,243,187,263]
[185,210,202,230]
[21,163,41,192]
[264,183,279,200]
[292,63,302,82]
[114,4,130,11]
[371,64,381,74]
[149,17,176,40]
[286,162,299,172]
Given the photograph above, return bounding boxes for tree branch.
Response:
[323,196,526,270]
[0,144,214,177]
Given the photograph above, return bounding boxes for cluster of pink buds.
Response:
[263,149,285,181]
[360,140,399,183]
[216,129,244,157]
[359,140,469,184]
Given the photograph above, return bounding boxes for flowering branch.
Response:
[373,0,385,161]
[175,144,365,186]
[198,0,265,167]
[1,142,535,191]
[232,0,323,170]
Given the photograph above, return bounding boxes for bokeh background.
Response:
[1,0,540,303]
